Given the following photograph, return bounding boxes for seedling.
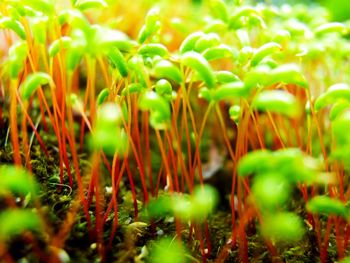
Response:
[1,0,350,262]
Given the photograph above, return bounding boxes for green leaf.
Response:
[0,165,38,196]
[198,87,212,102]
[245,64,308,90]
[139,91,171,129]
[155,79,172,98]
[96,88,109,106]
[332,110,350,146]
[107,47,128,77]
[22,0,55,15]
[213,81,247,101]
[179,31,205,54]
[57,9,89,30]
[91,103,127,156]
[202,44,236,61]
[8,41,28,79]
[139,91,169,114]
[48,37,72,57]
[261,212,305,243]
[75,0,108,10]
[209,0,229,22]
[229,6,261,29]
[272,29,291,44]
[128,56,148,88]
[237,150,272,177]
[121,83,144,96]
[252,173,290,211]
[172,194,192,221]
[251,90,300,118]
[306,196,348,219]
[214,71,240,84]
[0,210,42,241]
[314,22,347,36]
[137,7,160,44]
[66,29,87,71]
[191,185,218,221]
[314,83,350,112]
[229,105,241,122]
[181,51,215,89]
[31,16,48,44]
[20,72,53,100]
[0,17,26,40]
[269,64,308,88]
[194,33,220,53]
[329,101,350,121]
[153,59,182,83]
[92,25,136,53]
[251,42,281,67]
[149,237,187,263]
[138,43,169,58]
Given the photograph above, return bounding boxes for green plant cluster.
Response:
[1,0,350,262]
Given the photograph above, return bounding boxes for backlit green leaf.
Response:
[261,213,305,243]
[0,165,38,196]
[0,210,42,241]
[251,90,300,118]
[181,51,215,89]
[20,72,53,100]
[307,196,348,219]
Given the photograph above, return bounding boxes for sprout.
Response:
[314,83,350,112]
[214,71,240,84]
[306,196,349,219]
[0,210,42,242]
[251,42,282,67]
[107,47,128,77]
[138,43,169,58]
[329,101,350,121]
[121,83,144,96]
[0,165,38,196]
[314,22,347,36]
[181,51,215,89]
[245,64,308,90]
[153,59,183,84]
[229,105,241,123]
[137,7,161,44]
[96,88,110,106]
[209,0,229,22]
[212,81,247,101]
[179,32,205,54]
[149,237,187,263]
[139,91,171,130]
[146,185,217,222]
[31,15,48,44]
[48,37,72,57]
[193,32,220,53]
[252,173,290,211]
[260,212,305,243]
[21,0,55,15]
[0,17,26,40]
[237,150,272,177]
[75,0,108,10]
[238,148,323,185]
[20,72,54,100]
[90,103,128,156]
[202,44,236,61]
[191,185,218,221]
[155,79,173,100]
[8,41,28,79]
[251,90,301,118]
